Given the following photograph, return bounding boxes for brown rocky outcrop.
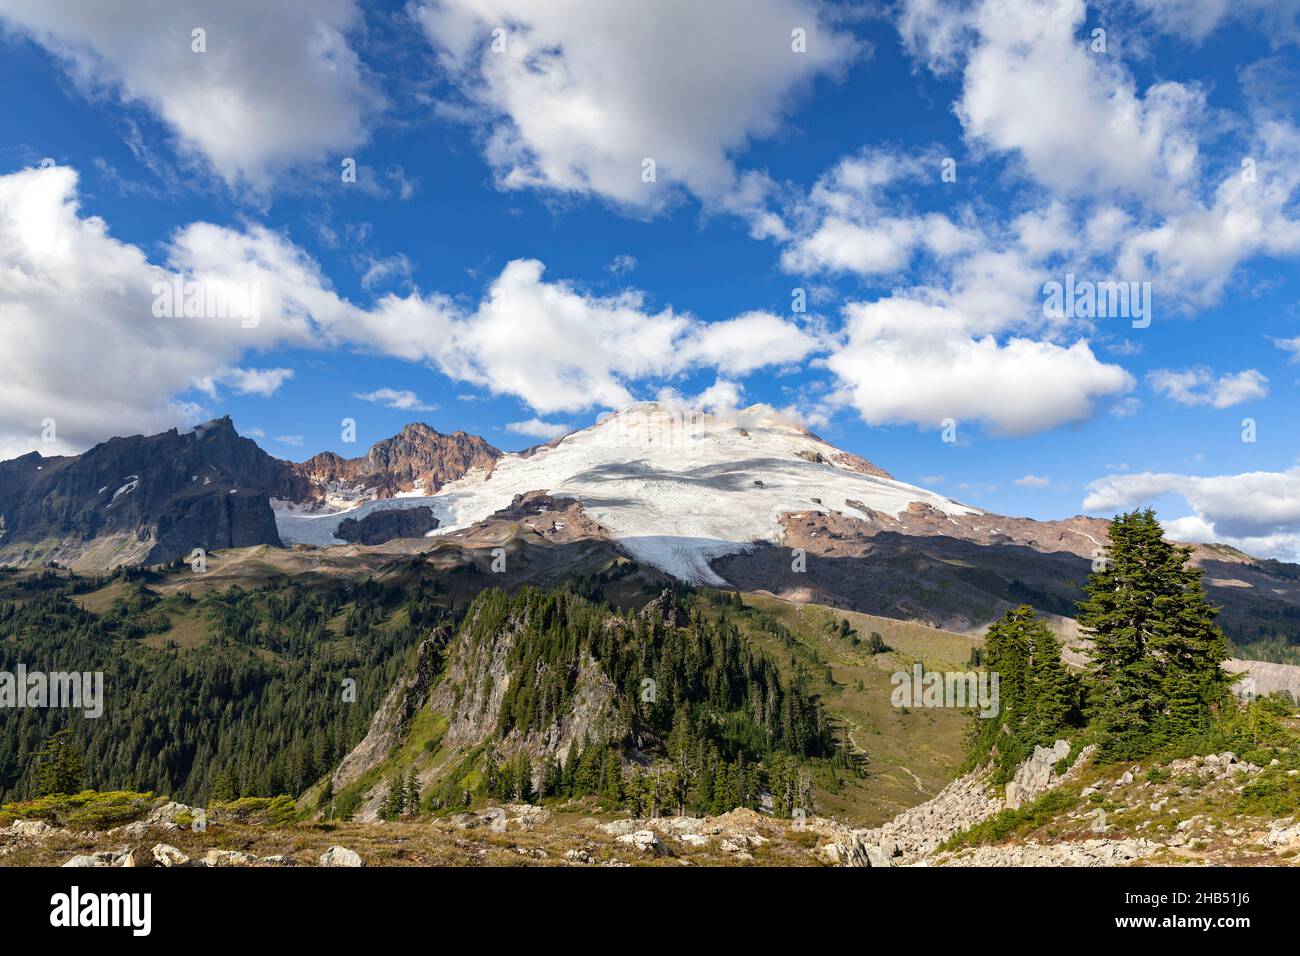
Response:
[291,423,499,500]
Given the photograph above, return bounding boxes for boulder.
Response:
[151,843,190,867]
[119,846,154,868]
[7,820,54,840]
[616,830,668,856]
[319,845,363,867]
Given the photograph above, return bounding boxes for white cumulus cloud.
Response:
[505,418,570,440]
[1148,367,1268,408]
[1083,466,1300,560]
[415,0,858,211]
[0,0,381,188]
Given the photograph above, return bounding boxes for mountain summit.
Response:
[274,402,977,583]
[0,417,497,567]
[3,404,1297,647]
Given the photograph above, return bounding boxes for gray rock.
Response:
[203,849,258,867]
[864,845,893,867]
[151,843,190,867]
[319,845,363,867]
[8,819,54,839]
[616,830,668,856]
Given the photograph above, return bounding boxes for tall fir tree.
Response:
[966,605,1078,780]
[1078,509,1232,758]
[31,729,84,797]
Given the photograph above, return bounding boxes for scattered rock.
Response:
[616,830,668,856]
[203,849,259,867]
[7,820,54,840]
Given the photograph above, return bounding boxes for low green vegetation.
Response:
[0,789,157,829]
[940,788,1080,851]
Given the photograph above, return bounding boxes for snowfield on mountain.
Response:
[272,403,979,583]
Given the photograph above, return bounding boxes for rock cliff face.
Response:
[428,604,623,761]
[0,419,499,569]
[0,417,305,567]
[291,423,500,502]
[332,635,446,797]
[329,595,628,820]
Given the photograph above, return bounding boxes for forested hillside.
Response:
[0,568,438,802]
[416,586,859,819]
[0,566,862,817]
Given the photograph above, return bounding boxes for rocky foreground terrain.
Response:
[7,742,1300,868]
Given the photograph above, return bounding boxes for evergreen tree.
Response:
[966,605,1079,779]
[209,768,237,803]
[405,767,420,814]
[1079,510,1232,758]
[380,774,406,821]
[1029,619,1076,739]
[31,729,84,797]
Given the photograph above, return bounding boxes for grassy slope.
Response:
[731,594,976,826]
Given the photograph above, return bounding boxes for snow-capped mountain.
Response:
[4,402,1298,640]
[272,402,980,583]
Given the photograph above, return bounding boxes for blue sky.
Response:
[2,0,1299,557]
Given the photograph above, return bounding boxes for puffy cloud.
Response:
[415,0,858,211]
[899,0,1204,210]
[0,165,259,456]
[1083,466,1300,559]
[892,1,1300,312]
[774,148,981,277]
[0,0,381,188]
[1148,367,1268,408]
[0,164,821,456]
[1114,122,1300,309]
[1014,474,1053,489]
[443,259,691,412]
[504,418,570,440]
[353,388,438,412]
[658,378,746,414]
[826,298,1133,435]
[675,311,822,375]
[196,367,295,398]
